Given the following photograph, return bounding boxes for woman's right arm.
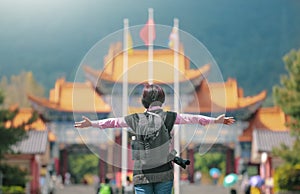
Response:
[74,116,128,129]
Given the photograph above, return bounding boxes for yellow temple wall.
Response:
[60,86,73,109]
[109,50,186,83]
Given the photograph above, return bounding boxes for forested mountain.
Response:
[0,0,300,99]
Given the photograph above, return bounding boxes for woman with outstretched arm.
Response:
[75,84,235,194]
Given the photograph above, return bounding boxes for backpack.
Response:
[131,110,175,169]
[98,183,111,194]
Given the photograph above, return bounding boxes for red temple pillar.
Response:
[266,156,272,178]
[113,132,122,175]
[226,147,235,174]
[30,155,39,194]
[266,156,272,194]
[187,145,195,183]
[98,146,108,183]
[60,148,68,183]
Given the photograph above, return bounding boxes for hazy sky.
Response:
[1,0,300,95]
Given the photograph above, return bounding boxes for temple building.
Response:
[27,43,275,186]
[184,78,267,120]
[28,78,114,182]
[83,42,210,95]
[28,78,111,122]
[238,107,293,190]
[3,108,52,194]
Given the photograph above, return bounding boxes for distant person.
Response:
[93,175,100,191]
[75,84,235,194]
[97,178,113,194]
[123,176,134,194]
[56,174,64,189]
[194,171,202,184]
[49,175,56,194]
[244,185,251,194]
[212,176,219,185]
[64,171,71,185]
[240,172,250,194]
[250,186,262,194]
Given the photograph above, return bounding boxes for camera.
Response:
[173,156,190,169]
[168,150,190,169]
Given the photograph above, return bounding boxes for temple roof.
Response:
[6,108,46,130]
[184,78,267,113]
[11,130,48,155]
[253,129,293,153]
[121,78,266,116]
[84,64,210,84]
[239,106,288,142]
[5,107,56,142]
[28,78,111,113]
[83,42,210,84]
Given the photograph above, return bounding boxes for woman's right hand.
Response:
[74,116,92,128]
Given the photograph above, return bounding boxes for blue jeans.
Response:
[134,181,173,194]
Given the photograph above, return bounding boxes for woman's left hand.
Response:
[74,116,92,128]
[215,114,235,125]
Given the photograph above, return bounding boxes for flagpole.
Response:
[148,8,154,84]
[173,18,180,194]
[122,18,129,189]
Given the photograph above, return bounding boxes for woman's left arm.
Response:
[175,113,235,126]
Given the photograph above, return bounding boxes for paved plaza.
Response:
[55,184,230,194]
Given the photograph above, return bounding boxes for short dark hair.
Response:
[141,84,165,108]
[104,177,110,184]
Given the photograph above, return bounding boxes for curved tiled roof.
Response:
[6,108,46,130]
[184,78,267,113]
[83,43,210,85]
[83,64,210,85]
[6,107,57,142]
[239,106,288,142]
[253,129,293,152]
[11,130,48,154]
[28,78,111,113]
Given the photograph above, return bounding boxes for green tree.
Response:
[0,71,44,108]
[0,89,38,191]
[272,49,300,191]
[0,163,27,187]
[273,49,300,161]
[68,153,99,183]
[194,152,226,174]
[0,89,38,159]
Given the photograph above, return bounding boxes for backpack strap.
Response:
[136,113,147,141]
[133,111,176,138]
[164,111,177,133]
[144,111,166,140]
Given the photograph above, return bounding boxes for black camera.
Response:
[168,150,190,169]
[173,156,190,169]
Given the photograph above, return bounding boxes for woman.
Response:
[75,84,235,194]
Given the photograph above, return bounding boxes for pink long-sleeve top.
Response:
[91,106,216,129]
